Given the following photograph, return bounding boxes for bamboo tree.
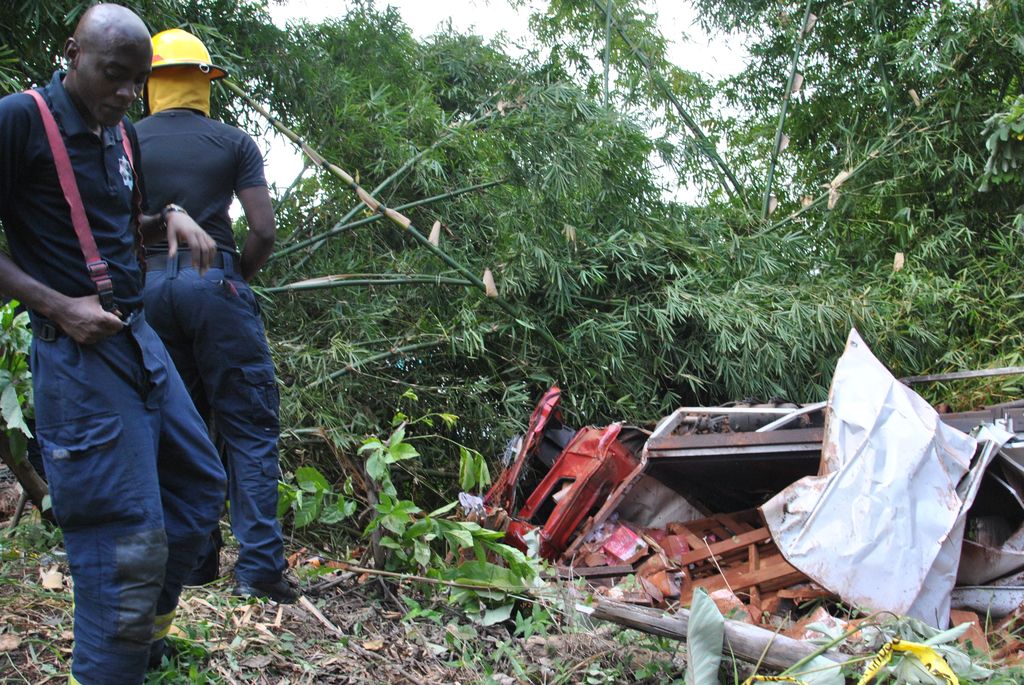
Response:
[761,0,815,220]
[603,0,613,106]
[590,0,745,203]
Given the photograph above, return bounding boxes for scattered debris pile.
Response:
[482,329,1024,648]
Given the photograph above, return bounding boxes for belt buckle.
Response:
[37,321,58,342]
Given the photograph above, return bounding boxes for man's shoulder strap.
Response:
[119,121,133,166]
[22,89,116,312]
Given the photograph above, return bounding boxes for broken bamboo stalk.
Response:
[273,179,504,259]
[582,597,843,672]
[265,275,473,294]
[223,80,562,350]
[298,595,344,636]
[762,0,815,220]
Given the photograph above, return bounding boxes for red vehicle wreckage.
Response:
[482,373,1024,624]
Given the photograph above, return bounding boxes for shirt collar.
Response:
[45,70,121,147]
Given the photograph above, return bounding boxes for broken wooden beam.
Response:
[581,596,844,671]
[559,564,635,579]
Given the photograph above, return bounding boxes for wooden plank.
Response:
[693,557,802,596]
[558,565,634,579]
[748,543,761,607]
[678,529,772,566]
[667,523,706,552]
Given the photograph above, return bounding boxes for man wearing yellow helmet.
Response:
[135,28,295,614]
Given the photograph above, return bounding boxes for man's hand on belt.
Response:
[55,294,125,345]
[165,210,217,275]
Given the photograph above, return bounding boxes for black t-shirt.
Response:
[135,109,267,253]
[0,72,145,311]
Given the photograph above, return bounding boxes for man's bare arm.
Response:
[0,252,122,344]
[237,185,275,282]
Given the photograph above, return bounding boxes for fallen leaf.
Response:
[909,89,922,109]
[241,655,273,669]
[40,565,64,591]
[362,639,384,651]
[428,220,441,247]
[0,634,21,652]
[893,252,905,272]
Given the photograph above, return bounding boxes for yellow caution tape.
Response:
[857,638,959,685]
[741,677,808,685]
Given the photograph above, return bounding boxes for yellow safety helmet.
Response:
[151,28,227,80]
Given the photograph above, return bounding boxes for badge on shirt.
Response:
[119,156,133,190]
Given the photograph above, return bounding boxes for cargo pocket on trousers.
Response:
[39,412,132,528]
[241,367,281,479]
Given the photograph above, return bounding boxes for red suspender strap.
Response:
[23,89,116,312]
[118,121,147,273]
[118,122,133,165]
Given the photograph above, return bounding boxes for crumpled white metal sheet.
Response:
[761,329,981,626]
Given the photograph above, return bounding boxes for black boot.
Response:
[232,576,299,604]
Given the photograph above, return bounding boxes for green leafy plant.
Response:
[276,466,357,529]
[0,300,33,457]
[360,400,543,623]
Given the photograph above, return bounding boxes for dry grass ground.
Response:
[0,478,682,685]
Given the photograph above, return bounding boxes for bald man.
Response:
[0,5,226,683]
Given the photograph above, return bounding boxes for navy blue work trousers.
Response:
[143,252,285,586]
[33,311,226,685]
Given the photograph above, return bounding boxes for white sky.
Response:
[254,0,747,195]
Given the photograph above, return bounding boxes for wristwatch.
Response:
[160,203,188,228]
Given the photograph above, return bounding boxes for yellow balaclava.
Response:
[145,65,211,116]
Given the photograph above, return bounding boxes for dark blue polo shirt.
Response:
[135,109,266,254]
[0,71,145,312]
